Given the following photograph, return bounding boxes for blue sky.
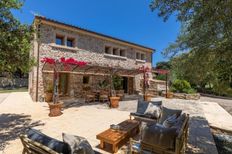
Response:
[13,0,180,66]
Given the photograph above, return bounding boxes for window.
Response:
[83,76,89,84]
[104,45,127,58]
[141,54,145,61]
[136,52,146,61]
[120,49,126,57]
[136,52,140,59]
[56,35,64,45]
[67,38,74,47]
[113,48,119,55]
[105,46,111,54]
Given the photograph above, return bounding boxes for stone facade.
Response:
[29,17,153,101]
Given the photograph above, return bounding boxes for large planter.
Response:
[144,94,152,101]
[45,92,53,102]
[166,92,174,98]
[48,102,63,117]
[110,96,120,108]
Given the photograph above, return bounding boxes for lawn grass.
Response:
[0,88,28,93]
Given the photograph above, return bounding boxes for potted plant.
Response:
[98,79,109,91]
[113,76,124,100]
[45,83,53,102]
[166,91,174,98]
[144,91,153,101]
[41,57,87,116]
[109,72,120,108]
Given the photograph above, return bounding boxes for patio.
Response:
[0,92,226,154]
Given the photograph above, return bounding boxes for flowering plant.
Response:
[41,57,88,104]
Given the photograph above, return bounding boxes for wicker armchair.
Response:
[19,128,70,154]
[130,114,189,154]
[99,91,109,103]
[130,100,162,124]
[20,135,59,154]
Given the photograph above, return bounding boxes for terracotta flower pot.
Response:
[166,92,174,98]
[45,92,53,102]
[48,102,63,117]
[110,96,120,108]
[144,94,152,101]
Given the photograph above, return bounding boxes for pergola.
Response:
[41,57,144,102]
[42,62,142,77]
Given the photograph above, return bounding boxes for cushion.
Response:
[136,100,162,114]
[62,133,94,154]
[27,128,70,154]
[163,114,179,128]
[159,107,182,124]
[131,142,141,152]
[141,124,177,150]
[144,103,161,119]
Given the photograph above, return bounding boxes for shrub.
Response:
[171,79,196,94]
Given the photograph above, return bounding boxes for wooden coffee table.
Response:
[96,119,140,153]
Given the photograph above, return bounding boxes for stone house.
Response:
[29,16,154,102]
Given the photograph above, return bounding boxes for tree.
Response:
[150,0,232,57]
[0,0,34,75]
[150,0,232,96]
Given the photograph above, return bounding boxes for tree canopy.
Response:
[151,0,232,96]
[0,0,34,74]
[150,0,232,57]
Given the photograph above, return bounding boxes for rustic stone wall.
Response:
[0,77,28,88]
[29,23,152,101]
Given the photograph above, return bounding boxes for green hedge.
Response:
[171,79,196,94]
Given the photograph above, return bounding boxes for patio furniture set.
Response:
[84,90,125,103]
[20,100,189,154]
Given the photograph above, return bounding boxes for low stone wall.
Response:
[0,77,28,88]
[173,93,200,100]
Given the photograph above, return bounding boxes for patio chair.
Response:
[20,129,70,154]
[20,128,97,154]
[130,100,163,124]
[99,91,109,103]
[130,114,189,154]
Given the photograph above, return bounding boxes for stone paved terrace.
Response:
[1,92,229,154]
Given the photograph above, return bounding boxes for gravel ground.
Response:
[200,96,232,115]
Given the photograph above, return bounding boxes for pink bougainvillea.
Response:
[41,57,88,104]
[41,57,56,64]
[59,57,88,66]
[41,57,88,67]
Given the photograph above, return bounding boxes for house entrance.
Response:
[59,73,69,96]
[123,77,128,93]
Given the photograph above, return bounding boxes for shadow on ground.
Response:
[187,116,218,154]
[0,113,44,150]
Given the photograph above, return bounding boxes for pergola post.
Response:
[166,73,168,98]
